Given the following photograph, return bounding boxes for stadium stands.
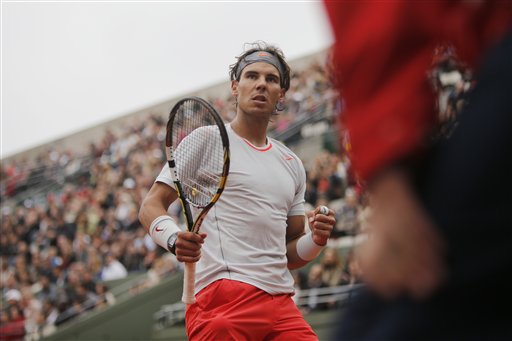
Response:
[0,49,368,341]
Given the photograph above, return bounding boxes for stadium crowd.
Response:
[0,45,470,339]
[0,53,365,340]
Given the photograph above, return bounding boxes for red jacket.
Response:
[0,320,25,341]
[324,1,511,181]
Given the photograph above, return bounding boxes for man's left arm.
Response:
[286,207,336,270]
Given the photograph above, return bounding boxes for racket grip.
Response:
[182,262,196,304]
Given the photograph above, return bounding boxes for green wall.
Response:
[43,274,184,341]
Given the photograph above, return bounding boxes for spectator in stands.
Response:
[100,253,128,282]
[325,1,512,339]
[54,300,78,327]
[304,264,328,312]
[0,291,25,341]
[4,290,22,308]
[35,274,58,305]
[94,283,115,309]
[341,250,363,286]
[0,308,25,341]
[0,310,13,341]
[354,188,370,222]
[290,269,307,308]
[0,259,13,290]
[130,254,178,294]
[332,187,360,238]
[42,299,59,327]
[122,243,145,272]
[19,286,42,339]
[72,284,99,312]
[319,248,346,287]
[306,151,344,206]
[427,45,476,141]
[24,310,55,341]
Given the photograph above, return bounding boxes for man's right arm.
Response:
[139,181,206,263]
[139,181,178,229]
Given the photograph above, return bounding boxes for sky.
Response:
[1,0,334,159]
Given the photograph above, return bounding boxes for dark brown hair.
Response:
[229,41,291,92]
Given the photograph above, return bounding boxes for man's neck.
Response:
[230,115,269,147]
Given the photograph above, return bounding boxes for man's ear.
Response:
[279,88,286,101]
[231,80,239,97]
[276,90,286,111]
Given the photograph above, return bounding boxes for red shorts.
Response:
[185,279,317,341]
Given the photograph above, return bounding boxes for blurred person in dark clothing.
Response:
[325,1,512,339]
[319,248,345,287]
[332,188,360,238]
[304,264,329,312]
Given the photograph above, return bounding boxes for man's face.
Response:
[231,62,285,118]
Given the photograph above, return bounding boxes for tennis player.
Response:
[139,41,336,340]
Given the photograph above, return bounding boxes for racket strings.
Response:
[181,179,215,201]
[172,99,225,208]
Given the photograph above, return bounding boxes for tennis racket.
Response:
[165,97,230,304]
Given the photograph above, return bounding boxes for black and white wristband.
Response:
[149,215,181,253]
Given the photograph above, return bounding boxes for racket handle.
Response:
[182,262,196,304]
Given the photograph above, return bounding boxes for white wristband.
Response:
[149,215,181,252]
[296,232,324,261]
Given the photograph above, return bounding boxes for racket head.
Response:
[166,97,230,222]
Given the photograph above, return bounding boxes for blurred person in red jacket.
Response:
[324,1,512,339]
